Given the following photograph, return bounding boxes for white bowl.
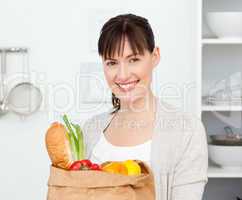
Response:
[208,144,242,169]
[206,12,242,39]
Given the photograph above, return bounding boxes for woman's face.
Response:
[102,39,160,105]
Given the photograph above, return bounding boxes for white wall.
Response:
[0,0,199,199]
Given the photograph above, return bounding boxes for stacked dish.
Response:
[208,126,242,169]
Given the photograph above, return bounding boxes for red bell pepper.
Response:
[69,159,92,170]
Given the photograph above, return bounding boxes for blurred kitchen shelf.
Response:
[202,105,242,111]
[202,38,242,45]
[208,162,242,178]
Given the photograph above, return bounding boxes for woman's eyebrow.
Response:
[105,58,117,61]
[125,53,138,59]
[105,53,139,61]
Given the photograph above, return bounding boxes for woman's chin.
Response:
[117,93,143,105]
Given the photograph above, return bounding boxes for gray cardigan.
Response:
[82,97,208,200]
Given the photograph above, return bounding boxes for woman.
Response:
[82,13,208,200]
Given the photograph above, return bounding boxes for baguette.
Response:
[45,122,73,169]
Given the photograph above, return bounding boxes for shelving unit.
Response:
[202,105,242,112]
[202,38,242,45]
[201,0,242,182]
[208,162,242,178]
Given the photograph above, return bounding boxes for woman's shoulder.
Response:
[156,98,207,154]
[154,99,208,175]
[81,108,113,133]
[156,98,204,133]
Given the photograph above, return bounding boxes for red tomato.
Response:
[69,161,82,170]
[80,159,92,168]
[69,160,93,170]
[90,163,101,171]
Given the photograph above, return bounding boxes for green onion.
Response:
[71,123,85,160]
[63,114,79,161]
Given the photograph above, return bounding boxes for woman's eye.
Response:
[106,61,117,66]
[129,58,139,63]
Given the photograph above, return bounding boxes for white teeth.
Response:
[119,83,134,88]
[117,81,139,91]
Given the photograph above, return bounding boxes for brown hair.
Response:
[98,13,155,114]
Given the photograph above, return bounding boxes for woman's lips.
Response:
[116,80,139,92]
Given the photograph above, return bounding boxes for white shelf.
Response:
[202,38,242,45]
[202,105,242,111]
[208,162,242,178]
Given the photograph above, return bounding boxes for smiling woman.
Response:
[83,13,208,200]
[98,13,160,114]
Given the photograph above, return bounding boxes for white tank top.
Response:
[90,132,152,167]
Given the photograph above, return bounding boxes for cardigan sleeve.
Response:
[171,182,206,200]
[171,115,208,199]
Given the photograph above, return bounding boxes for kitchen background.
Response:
[0,0,242,199]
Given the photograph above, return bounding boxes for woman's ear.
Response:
[151,47,160,68]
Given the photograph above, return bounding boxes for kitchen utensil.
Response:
[209,126,242,146]
[0,47,42,117]
[205,83,242,105]
[0,49,7,102]
[0,82,42,116]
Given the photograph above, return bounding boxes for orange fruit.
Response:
[101,162,128,175]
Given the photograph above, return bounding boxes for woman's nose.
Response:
[116,63,130,81]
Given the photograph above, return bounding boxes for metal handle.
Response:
[224,126,241,139]
[0,47,29,101]
[0,47,28,53]
[0,50,6,101]
[224,126,234,135]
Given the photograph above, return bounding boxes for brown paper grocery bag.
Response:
[47,160,155,200]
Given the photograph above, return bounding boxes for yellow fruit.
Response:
[101,162,128,175]
[123,160,141,175]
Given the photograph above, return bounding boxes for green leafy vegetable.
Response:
[71,123,85,160]
[63,114,79,160]
[63,114,85,161]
